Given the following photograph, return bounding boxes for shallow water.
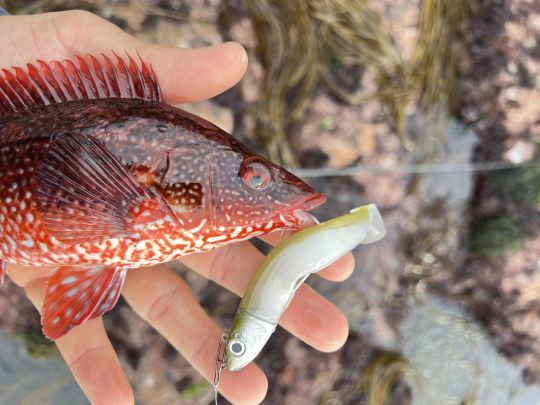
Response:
[0,332,86,404]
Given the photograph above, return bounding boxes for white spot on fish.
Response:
[61,276,78,285]
[188,219,207,234]
[20,238,35,248]
[206,235,227,243]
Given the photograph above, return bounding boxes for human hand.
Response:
[2,10,355,404]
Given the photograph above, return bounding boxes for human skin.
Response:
[0,10,355,405]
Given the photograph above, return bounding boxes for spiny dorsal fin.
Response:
[0,52,161,116]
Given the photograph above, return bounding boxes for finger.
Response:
[56,11,248,104]
[74,14,248,105]
[23,278,133,405]
[258,231,356,282]
[122,265,268,405]
[1,12,248,104]
[134,42,248,105]
[6,263,54,287]
[180,243,349,352]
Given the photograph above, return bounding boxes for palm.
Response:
[1,11,354,405]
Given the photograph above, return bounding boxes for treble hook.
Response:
[213,331,229,405]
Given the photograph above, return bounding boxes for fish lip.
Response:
[290,210,318,228]
[293,193,326,211]
[281,193,326,228]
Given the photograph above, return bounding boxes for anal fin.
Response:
[42,265,127,340]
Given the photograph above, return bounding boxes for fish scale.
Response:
[0,53,325,339]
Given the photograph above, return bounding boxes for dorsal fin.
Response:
[0,52,162,116]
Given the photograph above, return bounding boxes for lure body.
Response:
[225,204,386,371]
[0,54,325,338]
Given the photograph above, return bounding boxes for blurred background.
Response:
[0,0,539,404]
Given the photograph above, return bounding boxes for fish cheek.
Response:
[161,182,204,210]
[149,148,214,223]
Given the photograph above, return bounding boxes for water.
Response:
[0,332,86,405]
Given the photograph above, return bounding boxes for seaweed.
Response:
[233,0,469,164]
[470,215,524,256]
[15,327,58,359]
[492,158,540,208]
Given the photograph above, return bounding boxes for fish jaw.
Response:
[277,192,327,230]
[299,192,327,212]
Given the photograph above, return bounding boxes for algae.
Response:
[470,215,524,256]
[492,159,540,208]
[228,0,469,163]
[180,382,207,399]
[15,328,57,359]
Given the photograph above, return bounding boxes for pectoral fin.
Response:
[35,133,171,244]
[42,265,127,340]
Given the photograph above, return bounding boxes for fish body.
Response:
[0,54,325,338]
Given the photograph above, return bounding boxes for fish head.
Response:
[147,107,325,239]
[207,150,326,236]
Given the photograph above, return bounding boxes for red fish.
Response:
[0,53,325,339]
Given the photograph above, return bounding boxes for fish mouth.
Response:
[280,193,326,229]
[301,193,327,211]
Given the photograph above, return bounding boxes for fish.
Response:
[0,52,326,339]
[223,204,386,371]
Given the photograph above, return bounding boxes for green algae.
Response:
[470,216,524,256]
[15,328,57,359]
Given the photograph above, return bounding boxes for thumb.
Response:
[52,10,249,103]
[2,11,248,104]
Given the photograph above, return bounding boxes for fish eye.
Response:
[240,159,272,191]
[228,339,246,356]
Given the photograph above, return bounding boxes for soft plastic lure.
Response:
[223,204,386,371]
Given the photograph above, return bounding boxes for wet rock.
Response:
[296,93,380,168]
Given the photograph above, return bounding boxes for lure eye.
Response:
[240,159,272,191]
[228,339,246,356]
